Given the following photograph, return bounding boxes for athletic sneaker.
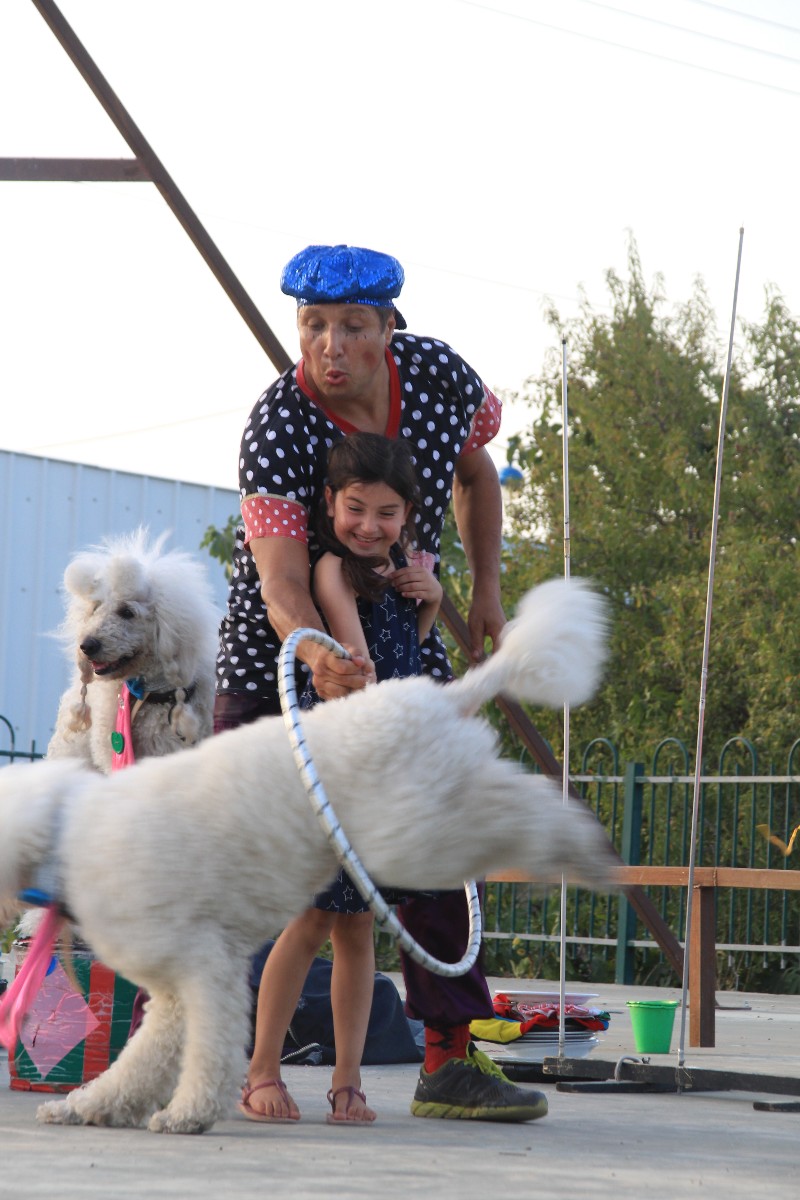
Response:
[410,1043,549,1122]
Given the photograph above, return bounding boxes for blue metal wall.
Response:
[0,450,239,754]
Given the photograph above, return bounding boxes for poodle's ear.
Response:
[150,603,187,684]
[63,553,107,600]
[106,556,151,603]
[149,555,216,687]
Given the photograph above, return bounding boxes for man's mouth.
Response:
[325,370,347,385]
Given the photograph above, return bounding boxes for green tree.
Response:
[500,242,799,763]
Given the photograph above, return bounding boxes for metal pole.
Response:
[558,336,571,1055]
[29,0,293,375]
[677,228,745,1069]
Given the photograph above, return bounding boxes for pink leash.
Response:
[0,685,136,1052]
[0,905,64,1053]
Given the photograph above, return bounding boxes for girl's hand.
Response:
[389,565,443,607]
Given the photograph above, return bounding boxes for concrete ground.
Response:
[1,976,799,1200]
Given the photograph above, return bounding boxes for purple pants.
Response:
[214,692,493,1028]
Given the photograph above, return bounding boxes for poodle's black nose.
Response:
[80,637,102,658]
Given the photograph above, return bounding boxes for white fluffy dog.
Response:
[0,579,616,1135]
[46,529,220,773]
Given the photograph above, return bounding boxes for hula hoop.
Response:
[278,628,482,978]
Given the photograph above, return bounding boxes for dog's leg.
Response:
[148,946,250,1135]
[37,992,183,1129]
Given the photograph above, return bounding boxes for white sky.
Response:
[1,0,798,490]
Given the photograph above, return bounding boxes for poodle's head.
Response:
[58,529,220,691]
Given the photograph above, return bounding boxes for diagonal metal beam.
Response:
[28,0,293,374]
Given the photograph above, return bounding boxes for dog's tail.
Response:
[450,578,608,717]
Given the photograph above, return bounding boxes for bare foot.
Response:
[326,1084,376,1124]
[240,1077,300,1123]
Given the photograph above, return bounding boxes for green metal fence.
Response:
[483,736,800,990]
[0,715,46,765]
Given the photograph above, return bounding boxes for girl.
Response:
[240,433,442,1126]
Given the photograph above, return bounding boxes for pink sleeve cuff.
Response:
[463,386,502,454]
[241,494,308,546]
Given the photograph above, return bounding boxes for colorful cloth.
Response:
[491,992,610,1034]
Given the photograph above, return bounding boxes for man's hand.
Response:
[305,641,376,699]
[467,586,506,662]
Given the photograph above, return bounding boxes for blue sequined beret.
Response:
[281,244,406,327]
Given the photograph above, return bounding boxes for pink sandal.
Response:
[326,1085,376,1125]
[239,1079,300,1124]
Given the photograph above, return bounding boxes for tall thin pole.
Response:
[558,337,571,1055]
[677,228,745,1069]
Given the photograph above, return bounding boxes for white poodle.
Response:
[0,579,616,1135]
[46,529,220,773]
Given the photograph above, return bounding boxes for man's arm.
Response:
[249,536,371,699]
[452,447,506,660]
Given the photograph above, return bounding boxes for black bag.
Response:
[248,941,423,1066]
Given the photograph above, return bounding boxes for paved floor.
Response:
[1,977,799,1200]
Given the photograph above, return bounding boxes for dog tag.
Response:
[111,731,125,753]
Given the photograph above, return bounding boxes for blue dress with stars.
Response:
[308,548,422,915]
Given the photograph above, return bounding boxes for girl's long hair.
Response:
[316,433,422,602]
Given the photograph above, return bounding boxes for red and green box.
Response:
[9,943,138,1093]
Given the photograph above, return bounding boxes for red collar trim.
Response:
[296,348,400,438]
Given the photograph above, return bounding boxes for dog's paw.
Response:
[37,1099,87,1126]
[148,1106,214,1135]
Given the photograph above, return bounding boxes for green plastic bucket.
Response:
[626,999,679,1053]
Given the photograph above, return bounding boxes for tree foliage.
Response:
[499,241,799,763]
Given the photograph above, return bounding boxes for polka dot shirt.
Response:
[216,332,501,701]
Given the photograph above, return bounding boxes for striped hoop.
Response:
[278,628,482,977]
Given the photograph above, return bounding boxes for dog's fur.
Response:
[46,530,219,773]
[0,578,616,1135]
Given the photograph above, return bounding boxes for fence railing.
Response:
[0,715,46,765]
[483,736,800,989]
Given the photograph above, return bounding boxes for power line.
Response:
[24,406,250,453]
[457,0,800,99]
[574,0,800,66]
[686,0,800,36]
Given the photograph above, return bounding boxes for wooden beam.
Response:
[489,866,800,891]
[614,866,800,891]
